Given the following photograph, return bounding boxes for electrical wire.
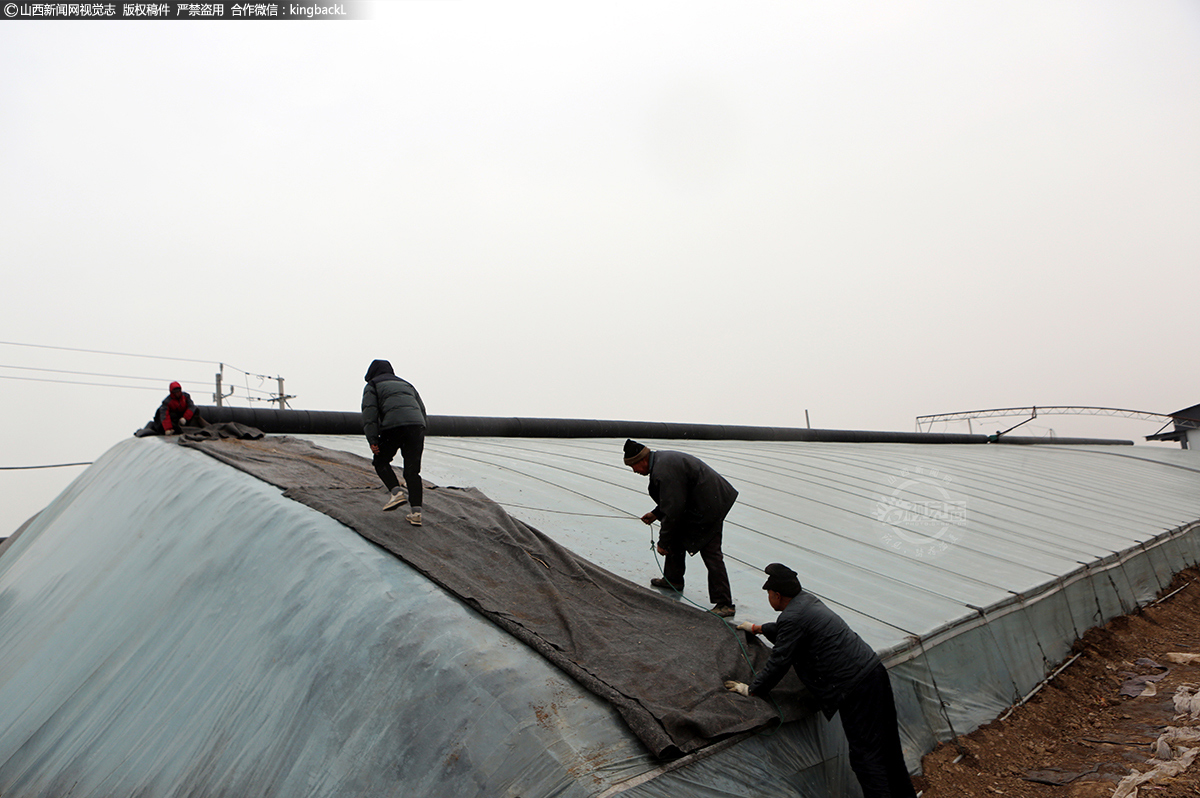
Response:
[0,372,274,397]
[0,363,276,396]
[0,341,277,383]
[0,374,168,391]
[0,340,215,365]
[0,461,92,470]
[0,345,281,398]
[0,363,202,384]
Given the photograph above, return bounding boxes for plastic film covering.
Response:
[0,438,852,798]
[175,435,809,757]
[0,439,667,797]
[3,434,1200,796]
[303,435,1200,783]
[613,716,858,798]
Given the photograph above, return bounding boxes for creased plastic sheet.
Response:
[5,433,1200,797]
[179,435,809,757]
[615,715,859,798]
[884,534,1200,762]
[0,438,659,797]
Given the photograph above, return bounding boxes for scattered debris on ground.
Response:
[917,566,1200,798]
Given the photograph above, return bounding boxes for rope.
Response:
[490,502,630,519]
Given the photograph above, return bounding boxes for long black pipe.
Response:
[196,407,1132,446]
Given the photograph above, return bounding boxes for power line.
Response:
[0,364,276,395]
[0,341,289,405]
[0,374,167,391]
[0,340,216,366]
[0,373,281,398]
[0,462,92,470]
[0,362,205,385]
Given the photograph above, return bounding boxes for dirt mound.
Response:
[917,567,1200,797]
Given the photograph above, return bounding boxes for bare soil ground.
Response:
[916,567,1200,798]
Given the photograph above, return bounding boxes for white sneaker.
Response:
[382,492,407,512]
[405,511,422,526]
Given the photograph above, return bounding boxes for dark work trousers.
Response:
[373,425,424,508]
[662,523,733,606]
[836,662,917,798]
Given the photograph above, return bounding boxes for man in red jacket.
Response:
[135,382,204,437]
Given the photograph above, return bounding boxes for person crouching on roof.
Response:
[724,563,918,798]
[362,359,427,527]
[135,381,204,437]
[623,439,738,618]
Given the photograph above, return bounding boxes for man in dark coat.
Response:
[623,439,738,617]
[135,381,206,437]
[362,359,427,526]
[725,563,917,798]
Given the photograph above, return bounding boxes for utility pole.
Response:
[213,363,234,407]
[212,363,289,408]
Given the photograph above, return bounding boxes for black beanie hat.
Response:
[762,563,802,597]
[623,439,650,465]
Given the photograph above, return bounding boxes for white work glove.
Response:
[178,417,188,427]
[724,680,750,697]
[166,428,178,436]
[736,621,757,633]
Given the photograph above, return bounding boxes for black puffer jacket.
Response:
[361,360,427,445]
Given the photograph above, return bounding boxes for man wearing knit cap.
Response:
[724,563,917,798]
[622,439,739,617]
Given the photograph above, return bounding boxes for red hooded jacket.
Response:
[159,382,196,431]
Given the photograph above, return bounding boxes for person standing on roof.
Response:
[623,439,738,618]
[135,381,204,437]
[725,563,917,798]
[362,359,427,526]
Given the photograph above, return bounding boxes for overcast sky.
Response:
[2,1,1198,535]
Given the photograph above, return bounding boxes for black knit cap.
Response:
[762,563,802,597]
[623,439,650,465]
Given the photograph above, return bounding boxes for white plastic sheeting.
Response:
[1,434,1199,797]
[0,439,656,797]
[308,435,1200,779]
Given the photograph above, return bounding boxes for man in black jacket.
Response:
[623,439,738,617]
[362,359,427,526]
[725,563,917,798]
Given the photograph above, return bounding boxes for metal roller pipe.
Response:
[196,407,1132,445]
